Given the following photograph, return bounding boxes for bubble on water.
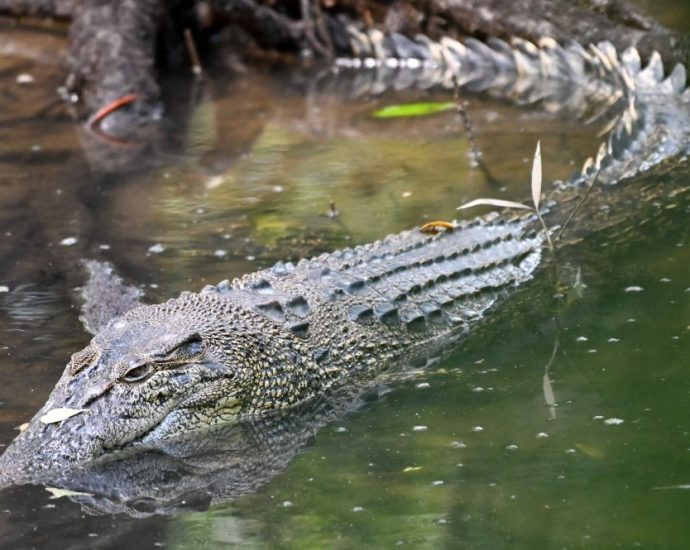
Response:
[604,418,624,425]
[431,480,444,486]
[412,425,428,432]
[213,249,227,258]
[148,243,165,254]
[593,415,604,420]
[576,336,588,342]
[281,501,293,508]
[472,426,484,432]
[660,278,671,283]
[415,382,430,389]
[536,432,549,438]
[624,286,644,293]
[352,506,364,512]
[17,73,35,84]
[60,237,77,246]
[506,444,518,450]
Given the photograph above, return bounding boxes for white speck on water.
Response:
[536,432,549,438]
[87,533,98,538]
[587,349,598,354]
[31,144,42,152]
[195,208,205,215]
[148,243,165,254]
[431,480,444,486]
[281,501,293,508]
[0,286,8,293]
[149,283,159,289]
[608,337,620,343]
[566,448,577,454]
[627,318,637,322]
[16,73,34,84]
[472,386,485,392]
[415,382,430,389]
[624,286,644,293]
[335,426,347,433]
[506,444,518,450]
[450,441,466,449]
[660,277,671,283]
[412,425,428,432]
[604,417,624,425]
[593,415,604,420]
[60,237,77,246]
[352,506,364,512]
[205,175,224,189]
[576,336,588,342]
[213,249,227,258]
[98,244,110,250]
[401,191,412,198]
[246,255,256,261]
[272,185,284,193]
[472,426,484,432]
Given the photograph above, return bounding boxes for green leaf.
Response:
[371,102,456,119]
[457,198,532,211]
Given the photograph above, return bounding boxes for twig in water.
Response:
[184,28,204,78]
[87,93,138,130]
[555,170,600,243]
[452,77,480,167]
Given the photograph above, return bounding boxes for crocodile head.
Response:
[0,293,306,477]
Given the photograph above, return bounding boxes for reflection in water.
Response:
[2,385,382,518]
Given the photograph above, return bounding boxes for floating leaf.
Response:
[40,408,88,424]
[372,102,456,119]
[457,198,532,211]
[46,487,94,499]
[531,141,542,210]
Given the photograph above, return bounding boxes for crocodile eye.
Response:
[123,363,153,383]
[158,334,205,363]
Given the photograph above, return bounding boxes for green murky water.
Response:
[1,5,690,548]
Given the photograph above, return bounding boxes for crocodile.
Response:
[1,31,690,484]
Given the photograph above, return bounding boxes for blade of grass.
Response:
[457,198,532,211]
[531,141,542,210]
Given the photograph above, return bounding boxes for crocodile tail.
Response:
[569,47,690,186]
[335,27,633,119]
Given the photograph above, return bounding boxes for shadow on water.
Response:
[1,13,690,549]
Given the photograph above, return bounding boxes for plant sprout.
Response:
[457,141,598,254]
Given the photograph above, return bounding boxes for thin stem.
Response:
[555,170,600,243]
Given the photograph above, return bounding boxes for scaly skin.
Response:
[1,33,690,476]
